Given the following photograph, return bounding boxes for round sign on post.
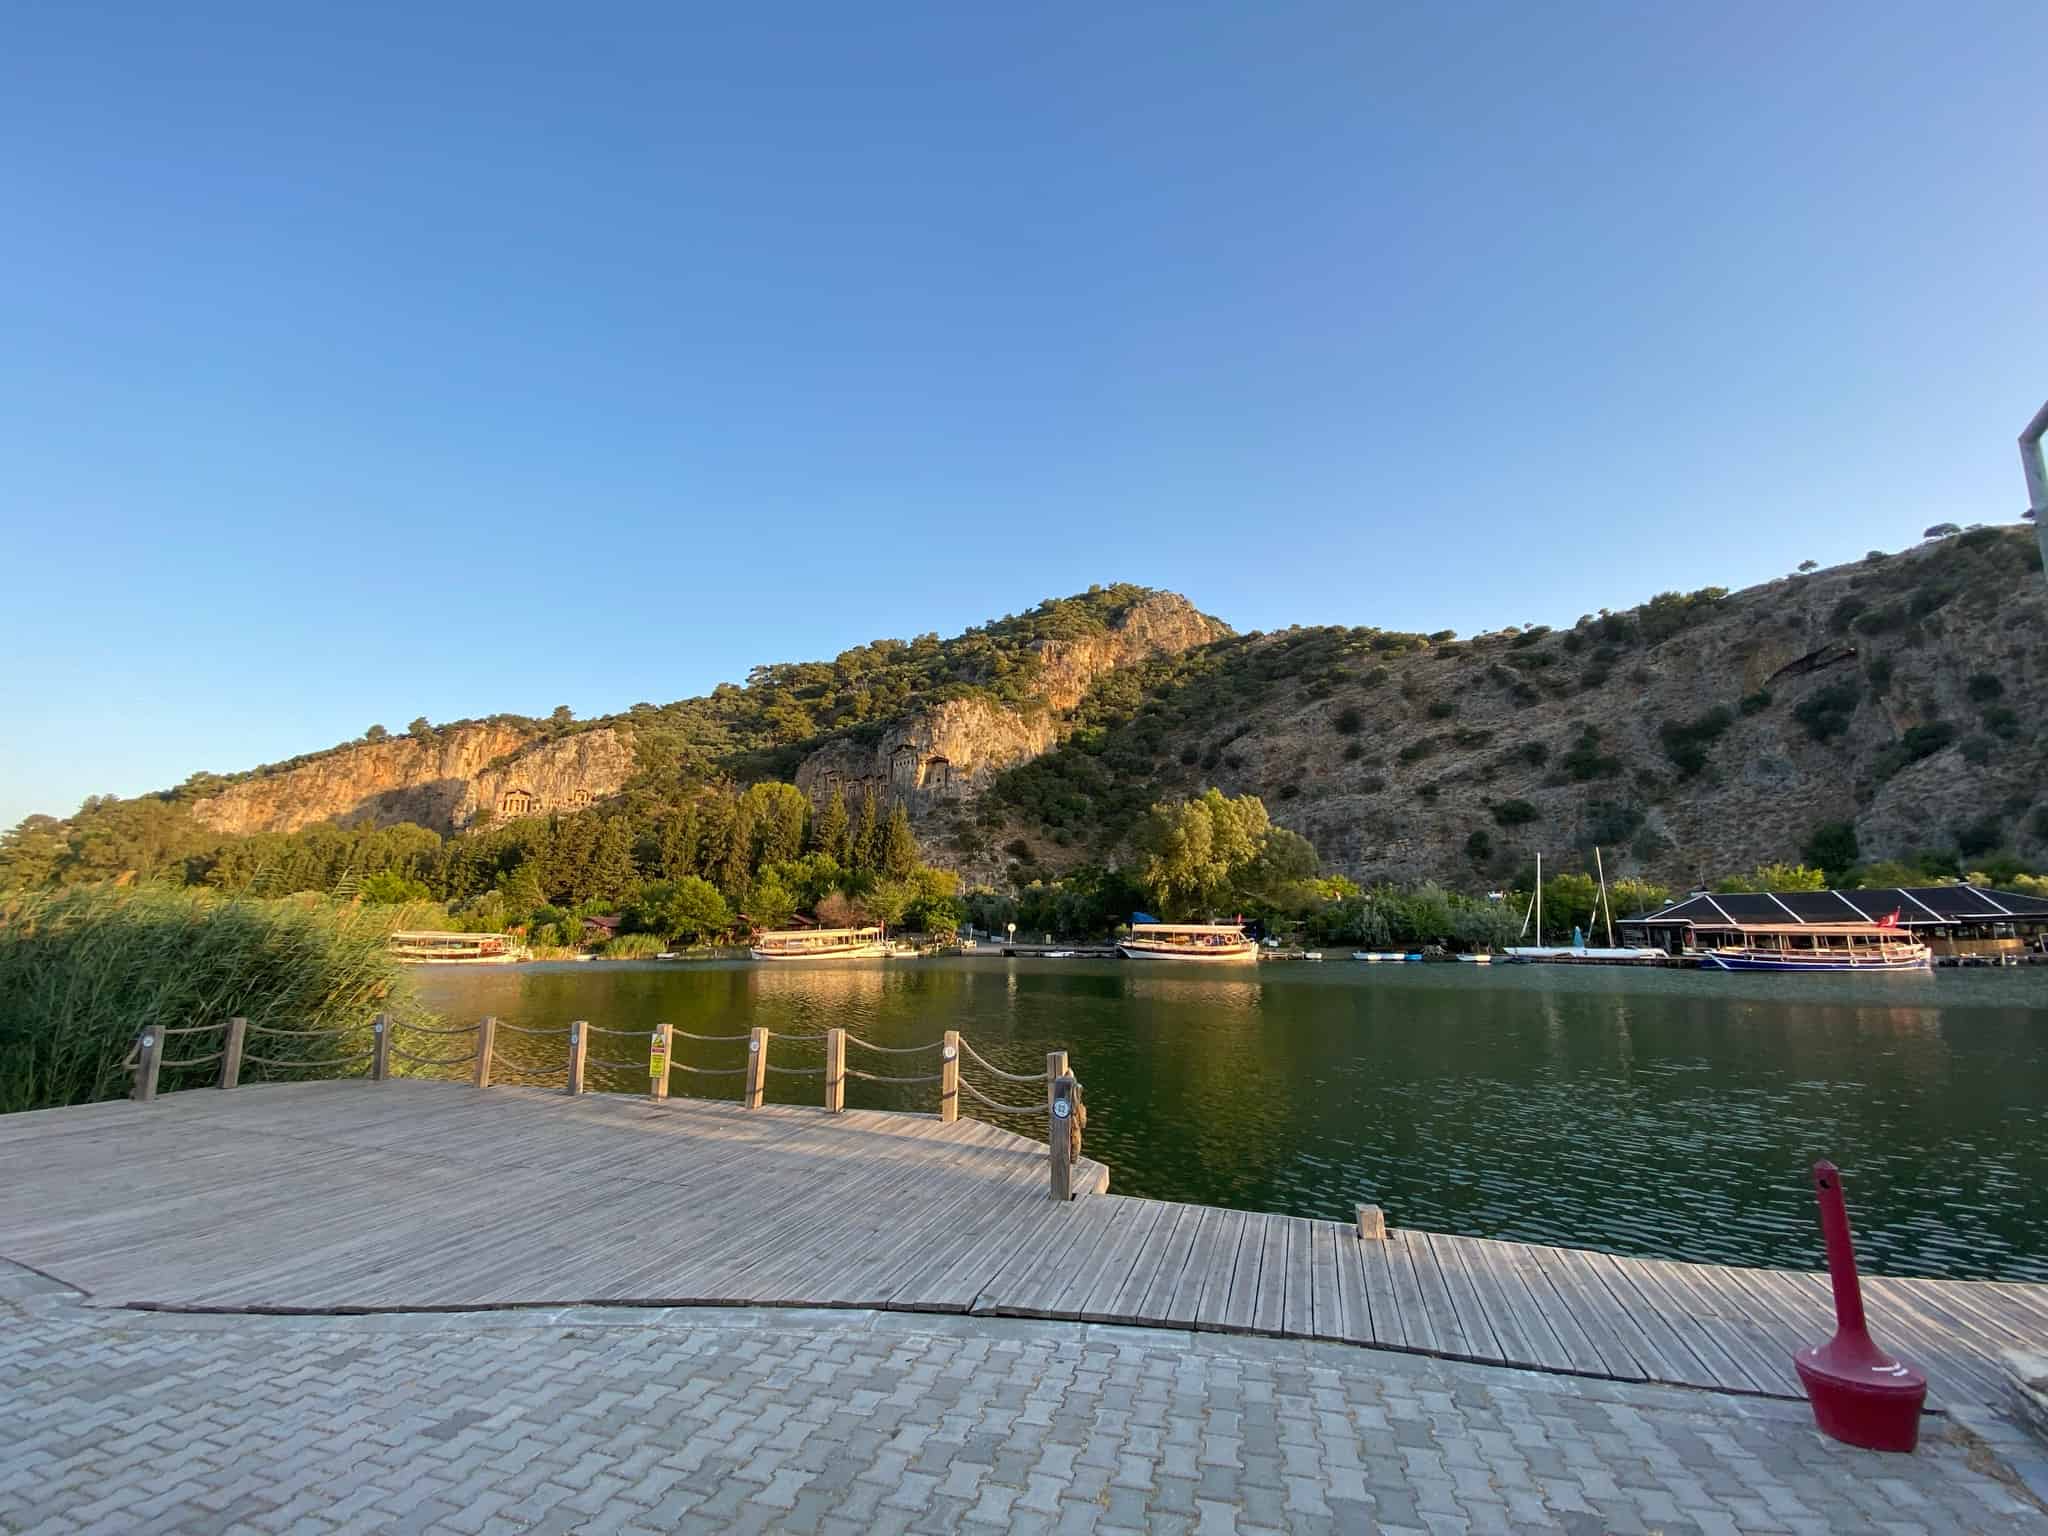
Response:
[1053,1098,1071,1120]
[942,1045,957,1060]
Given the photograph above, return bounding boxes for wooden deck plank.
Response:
[1597,1256,1759,1392]
[1329,1226,1368,1344]
[1308,1221,1344,1342]
[1383,1229,1435,1352]
[1398,1230,1467,1356]
[1482,1238,1608,1376]
[1169,1207,1240,1330]
[1358,1231,1401,1348]
[1119,1204,1200,1324]
[1423,1234,1504,1365]
[1278,1217,1314,1340]
[1196,1210,1255,1333]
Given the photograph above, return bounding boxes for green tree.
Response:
[1803,822,1860,885]
[628,876,732,943]
[582,819,640,907]
[359,870,431,904]
[880,803,918,878]
[812,788,849,864]
[364,724,388,743]
[550,705,575,728]
[864,877,914,929]
[497,861,547,922]
[747,875,799,930]
[407,717,433,742]
[741,782,810,870]
[850,788,881,873]
[1715,861,1828,894]
[1135,789,1270,917]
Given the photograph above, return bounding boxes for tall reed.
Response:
[0,886,432,1114]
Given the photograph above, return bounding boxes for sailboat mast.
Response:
[1535,851,1543,948]
[1595,846,1616,948]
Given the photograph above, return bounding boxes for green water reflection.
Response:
[413,958,2048,1281]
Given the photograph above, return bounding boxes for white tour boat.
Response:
[749,925,888,961]
[1117,922,1259,963]
[387,931,528,965]
[1699,922,1932,972]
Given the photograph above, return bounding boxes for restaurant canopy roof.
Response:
[1623,886,2048,928]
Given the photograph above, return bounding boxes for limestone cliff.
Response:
[794,698,1060,812]
[190,726,636,836]
[793,591,1229,814]
[1032,592,1229,711]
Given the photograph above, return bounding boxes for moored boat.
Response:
[387,931,528,965]
[749,925,888,961]
[1353,951,1422,963]
[1117,922,1259,962]
[1698,922,1931,972]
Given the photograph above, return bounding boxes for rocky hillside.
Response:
[113,586,1225,844]
[12,537,2043,894]
[979,527,2047,889]
[188,726,637,837]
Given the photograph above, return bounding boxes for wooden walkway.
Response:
[3,1082,2042,1414]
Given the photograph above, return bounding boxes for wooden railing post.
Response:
[940,1031,960,1123]
[1356,1204,1387,1240]
[132,1028,163,1104]
[743,1027,768,1109]
[220,1017,248,1090]
[368,1014,389,1083]
[1049,1070,1079,1201]
[1046,1049,1067,1117]
[824,1028,845,1112]
[473,1016,497,1088]
[566,1021,588,1095]
[648,1023,671,1102]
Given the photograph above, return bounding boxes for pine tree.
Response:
[851,788,881,873]
[812,788,849,864]
[881,803,918,879]
[658,805,700,881]
[582,819,639,907]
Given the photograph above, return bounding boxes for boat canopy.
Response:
[1126,922,1246,934]
[756,926,882,941]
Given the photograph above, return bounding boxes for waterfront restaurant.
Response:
[1618,885,2048,961]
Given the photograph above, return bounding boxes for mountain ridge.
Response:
[5,532,2044,895]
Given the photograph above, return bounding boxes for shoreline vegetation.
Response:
[0,885,431,1116]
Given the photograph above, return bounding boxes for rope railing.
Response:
[389,1047,475,1068]
[956,1038,1047,1083]
[845,1035,942,1055]
[122,1015,1084,1200]
[959,1078,1045,1116]
[243,1050,377,1070]
[159,1051,225,1070]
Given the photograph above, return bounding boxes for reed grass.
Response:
[599,932,666,959]
[0,885,432,1114]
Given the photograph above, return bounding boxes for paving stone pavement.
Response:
[3,1261,2045,1535]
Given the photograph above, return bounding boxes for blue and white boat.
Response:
[1698,922,1931,973]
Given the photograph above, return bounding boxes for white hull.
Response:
[1117,943,1258,963]
[1503,946,1664,963]
[749,941,889,961]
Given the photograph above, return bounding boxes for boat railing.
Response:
[123,1016,1092,1199]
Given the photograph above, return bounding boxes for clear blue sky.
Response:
[3,2,2043,828]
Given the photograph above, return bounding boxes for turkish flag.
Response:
[1877,909,1901,929]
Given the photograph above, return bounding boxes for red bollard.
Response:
[1792,1160,1926,1452]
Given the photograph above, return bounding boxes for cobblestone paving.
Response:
[3,1262,2044,1535]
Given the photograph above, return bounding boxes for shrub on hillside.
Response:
[1793,681,1862,742]
[1492,799,1539,827]
[1334,706,1364,734]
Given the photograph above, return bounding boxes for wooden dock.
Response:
[3,1080,2043,1414]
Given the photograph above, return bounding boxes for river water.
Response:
[412,957,2048,1282]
